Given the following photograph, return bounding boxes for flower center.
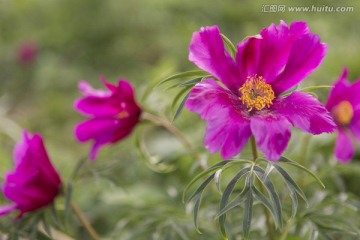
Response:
[239,75,275,111]
[333,101,353,125]
[117,111,129,119]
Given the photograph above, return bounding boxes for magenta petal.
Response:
[335,130,354,163]
[349,109,360,143]
[236,37,261,82]
[78,80,112,97]
[75,118,119,142]
[250,116,292,161]
[257,21,309,83]
[272,92,336,134]
[189,26,241,93]
[186,79,251,159]
[271,34,327,94]
[0,204,16,216]
[75,97,122,116]
[325,69,350,110]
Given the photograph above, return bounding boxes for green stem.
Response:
[70,202,100,240]
[279,219,294,240]
[250,136,275,240]
[141,112,204,169]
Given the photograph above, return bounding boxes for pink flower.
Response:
[326,69,360,163]
[0,131,62,219]
[74,77,142,160]
[186,21,336,161]
[17,42,38,65]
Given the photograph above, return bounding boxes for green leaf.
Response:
[219,167,251,237]
[273,164,308,206]
[50,203,62,230]
[41,217,52,238]
[220,34,237,58]
[178,77,203,87]
[278,156,325,188]
[155,70,208,88]
[299,85,332,92]
[64,182,73,225]
[183,161,229,202]
[193,196,203,233]
[252,185,278,225]
[286,184,298,219]
[187,173,216,202]
[214,169,223,194]
[216,175,251,218]
[172,91,190,122]
[70,156,88,180]
[254,166,283,229]
[243,188,254,240]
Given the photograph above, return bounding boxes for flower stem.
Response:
[70,202,100,240]
[250,136,275,240]
[279,219,294,240]
[141,112,205,170]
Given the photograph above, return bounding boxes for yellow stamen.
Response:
[117,111,129,119]
[333,101,353,125]
[239,75,275,111]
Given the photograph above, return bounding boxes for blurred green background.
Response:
[0,0,360,239]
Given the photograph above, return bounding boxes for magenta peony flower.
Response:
[186,21,336,161]
[0,131,61,219]
[326,69,360,163]
[74,77,142,160]
[17,42,38,65]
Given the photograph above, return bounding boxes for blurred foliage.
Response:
[0,0,360,239]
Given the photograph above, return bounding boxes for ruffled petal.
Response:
[189,26,241,93]
[250,116,292,161]
[270,34,327,95]
[186,79,251,159]
[335,129,354,163]
[258,21,309,83]
[272,92,336,134]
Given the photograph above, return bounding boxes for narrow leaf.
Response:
[156,70,208,87]
[172,91,190,122]
[299,85,332,92]
[279,157,325,188]
[216,179,250,218]
[214,169,223,194]
[220,34,237,58]
[219,167,251,236]
[254,166,283,229]
[64,182,73,224]
[252,186,279,226]
[286,182,298,218]
[243,189,254,239]
[273,164,308,206]
[178,77,203,87]
[42,218,52,238]
[183,161,229,202]
[194,196,203,233]
[187,173,216,202]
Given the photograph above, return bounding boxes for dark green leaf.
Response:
[279,157,325,188]
[155,70,208,88]
[252,186,278,225]
[254,166,283,229]
[243,189,254,239]
[172,91,190,122]
[273,164,308,205]
[193,196,203,233]
[219,167,250,236]
[187,173,216,202]
[183,161,229,202]
[70,156,88,180]
[220,34,237,58]
[214,169,223,194]
[64,182,73,224]
[50,203,62,230]
[178,77,203,87]
[42,217,52,238]
[216,177,250,218]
